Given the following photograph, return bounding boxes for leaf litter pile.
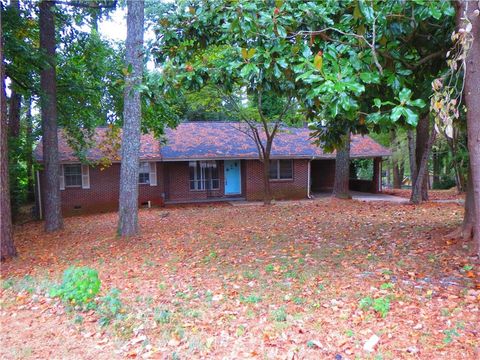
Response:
[1,199,479,359]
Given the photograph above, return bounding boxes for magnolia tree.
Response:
[153,0,454,202]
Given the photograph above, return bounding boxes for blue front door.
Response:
[224,160,241,195]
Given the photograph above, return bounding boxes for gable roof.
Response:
[34,122,391,163]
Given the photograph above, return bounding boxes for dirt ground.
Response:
[1,198,479,359]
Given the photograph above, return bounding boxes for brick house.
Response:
[34,122,390,216]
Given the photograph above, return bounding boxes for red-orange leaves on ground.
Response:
[1,198,479,359]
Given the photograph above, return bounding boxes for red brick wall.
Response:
[164,161,225,202]
[39,162,164,217]
[38,159,311,215]
[311,160,335,191]
[244,159,309,201]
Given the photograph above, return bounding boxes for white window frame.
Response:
[63,164,82,188]
[60,164,90,190]
[139,162,151,185]
[189,161,219,191]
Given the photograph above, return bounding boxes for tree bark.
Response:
[40,0,63,232]
[25,95,34,201]
[1,12,17,261]
[462,0,480,256]
[262,156,273,205]
[414,115,430,201]
[407,129,417,184]
[117,0,144,237]
[411,123,436,204]
[391,129,403,189]
[333,132,351,199]
[432,148,440,189]
[8,91,21,137]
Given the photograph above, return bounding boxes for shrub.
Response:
[97,288,123,326]
[359,296,391,318]
[50,266,101,306]
[271,307,287,322]
[154,308,173,324]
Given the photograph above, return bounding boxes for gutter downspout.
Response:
[36,170,42,220]
[307,159,313,199]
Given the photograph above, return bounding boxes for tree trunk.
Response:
[411,124,436,204]
[8,91,21,137]
[462,0,480,256]
[39,0,63,232]
[407,129,416,184]
[262,155,272,205]
[333,132,351,199]
[414,115,430,201]
[432,149,440,189]
[393,163,403,189]
[1,12,17,261]
[25,95,34,201]
[117,0,144,237]
[391,129,402,189]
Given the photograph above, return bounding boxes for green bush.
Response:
[97,288,123,326]
[50,266,101,306]
[359,296,391,318]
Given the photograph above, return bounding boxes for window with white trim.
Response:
[189,161,219,190]
[139,162,150,184]
[64,164,82,187]
[269,160,293,180]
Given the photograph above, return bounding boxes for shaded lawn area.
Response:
[383,189,465,201]
[1,199,479,359]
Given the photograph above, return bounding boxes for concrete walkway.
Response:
[349,191,408,203]
[230,191,408,206]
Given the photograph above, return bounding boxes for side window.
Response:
[139,162,150,184]
[64,164,82,187]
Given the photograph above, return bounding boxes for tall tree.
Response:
[1,11,17,260]
[39,0,62,232]
[118,0,144,237]
[461,0,480,255]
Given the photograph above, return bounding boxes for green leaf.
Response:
[360,72,380,84]
[398,88,412,103]
[390,106,404,122]
[373,98,382,108]
[408,98,426,108]
[358,0,374,22]
[403,107,419,126]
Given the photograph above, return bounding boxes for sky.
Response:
[98,6,156,69]
[98,7,127,42]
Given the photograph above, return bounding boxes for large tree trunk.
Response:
[333,132,351,199]
[391,130,403,189]
[25,95,34,201]
[8,91,21,137]
[407,129,417,184]
[392,163,403,189]
[432,148,440,189]
[411,125,436,204]
[1,12,17,261]
[414,115,430,201]
[462,0,480,256]
[40,1,62,232]
[117,0,144,237]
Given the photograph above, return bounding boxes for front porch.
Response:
[310,157,383,194]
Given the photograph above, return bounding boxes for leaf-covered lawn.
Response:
[1,199,479,359]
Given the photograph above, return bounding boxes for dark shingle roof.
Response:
[34,122,391,162]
